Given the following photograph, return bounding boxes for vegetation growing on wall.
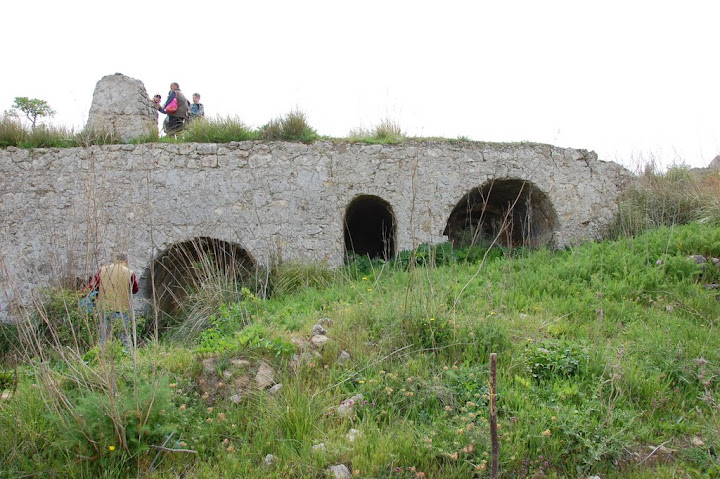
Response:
[0,109,470,148]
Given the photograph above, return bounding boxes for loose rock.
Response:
[327,464,351,479]
[255,362,276,390]
[311,334,329,349]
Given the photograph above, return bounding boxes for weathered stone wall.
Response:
[0,140,632,321]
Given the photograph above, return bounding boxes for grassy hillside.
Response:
[2,220,720,478]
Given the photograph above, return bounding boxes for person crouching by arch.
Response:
[88,253,139,348]
[160,82,189,134]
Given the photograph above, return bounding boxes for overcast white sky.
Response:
[2,1,718,170]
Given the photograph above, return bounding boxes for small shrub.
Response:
[0,369,16,392]
[171,288,257,342]
[372,119,404,143]
[347,118,405,144]
[53,370,174,468]
[235,323,294,357]
[524,340,589,381]
[27,288,97,354]
[259,108,317,142]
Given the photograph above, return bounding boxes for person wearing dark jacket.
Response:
[160,82,189,133]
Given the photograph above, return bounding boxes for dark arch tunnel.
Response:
[444,179,558,248]
[144,237,256,327]
[344,195,396,260]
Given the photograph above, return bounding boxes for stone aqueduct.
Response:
[0,140,632,321]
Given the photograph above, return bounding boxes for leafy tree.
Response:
[12,97,55,128]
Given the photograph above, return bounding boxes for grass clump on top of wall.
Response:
[0,114,30,147]
[0,114,77,148]
[258,108,318,143]
[348,118,405,144]
[0,113,150,148]
[177,115,259,143]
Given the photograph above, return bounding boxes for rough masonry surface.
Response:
[0,140,632,321]
[85,73,158,142]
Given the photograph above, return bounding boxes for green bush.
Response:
[259,108,318,142]
[0,369,16,392]
[30,288,97,354]
[524,339,589,381]
[170,288,258,342]
[53,370,174,470]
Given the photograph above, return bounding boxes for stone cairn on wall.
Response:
[84,73,157,142]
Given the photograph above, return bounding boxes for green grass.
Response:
[3,223,720,477]
[348,119,406,144]
[259,108,319,143]
[178,115,258,143]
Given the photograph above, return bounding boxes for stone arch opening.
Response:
[443,179,558,248]
[344,195,396,260]
[145,237,256,324]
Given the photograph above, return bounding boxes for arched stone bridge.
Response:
[0,140,632,321]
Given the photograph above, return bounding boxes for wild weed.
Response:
[179,115,257,143]
[0,113,28,147]
[608,163,717,238]
[347,118,405,144]
[259,108,318,142]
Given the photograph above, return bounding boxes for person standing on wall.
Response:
[88,253,139,348]
[189,93,205,123]
[160,82,189,134]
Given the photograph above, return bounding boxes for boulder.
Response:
[85,73,158,142]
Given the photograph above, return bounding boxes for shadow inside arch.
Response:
[344,195,396,261]
[144,236,256,333]
[443,178,559,248]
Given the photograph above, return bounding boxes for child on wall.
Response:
[189,93,205,122]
